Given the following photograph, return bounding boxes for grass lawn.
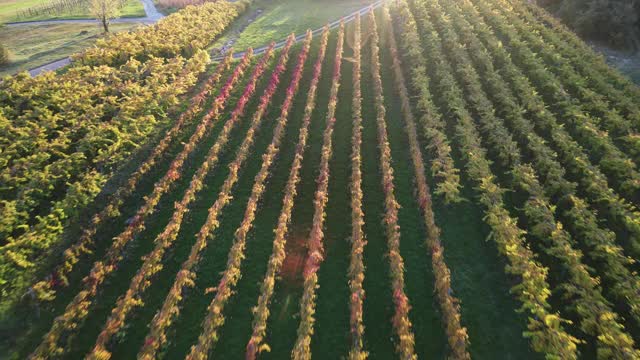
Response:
[0,0,44,22]
[211,0,372,51]
[0,22,144,77]
[0,0,145,23]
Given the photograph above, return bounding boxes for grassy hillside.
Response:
[210,0,369,51]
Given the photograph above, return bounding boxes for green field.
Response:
[211,0,369,51]
[0,0,145,23]
[0,22,143,76]
[3,0,640,359]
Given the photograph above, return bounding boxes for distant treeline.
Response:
[539,0,640,51]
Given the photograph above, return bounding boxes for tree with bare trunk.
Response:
[90,0,119,33]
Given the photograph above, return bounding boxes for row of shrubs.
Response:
[0,0,248,318]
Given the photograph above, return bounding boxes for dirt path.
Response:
[140,0,163,21]
[591,42,640,85]
[6,17,153,26]
[28,58,72,77]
